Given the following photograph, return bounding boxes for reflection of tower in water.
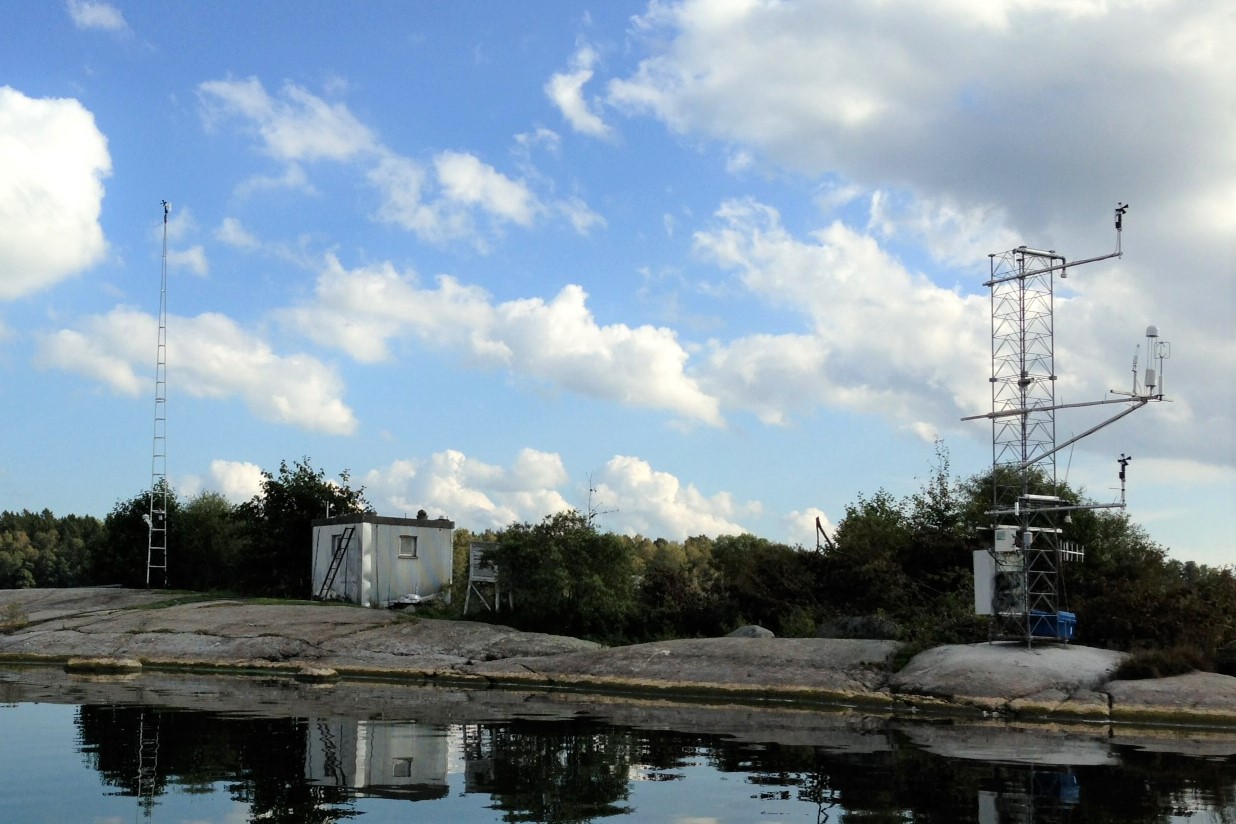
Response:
[135,709,161,820]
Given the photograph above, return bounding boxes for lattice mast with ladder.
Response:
[964,204,1169,643]
[146,200,171,588]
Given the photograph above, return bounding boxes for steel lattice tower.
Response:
[986,247,1065,641]
[967,204,1166,644]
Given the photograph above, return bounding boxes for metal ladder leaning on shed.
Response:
[317,525,356,600]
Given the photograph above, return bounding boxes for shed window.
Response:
[399,535,418,559]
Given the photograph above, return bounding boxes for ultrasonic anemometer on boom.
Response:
[963,203,1169,644]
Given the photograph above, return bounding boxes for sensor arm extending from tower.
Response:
[1013,397,1148,471]
[962,320,1166,472]
[984,203,1128,287]
[961,392,1160,422]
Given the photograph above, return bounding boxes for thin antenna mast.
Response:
[146,200,170,587]
[585,473,617,527]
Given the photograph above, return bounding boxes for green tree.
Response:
[0,510,102,588]
[825,489,915,620]
[953,462,1236,662]
[92,487,182,588]
[51,513,104,585]
[708,534,823,636]
[822,447,992,645]
[175,491,247,592]
[1064,508,1236,657]
[0,528,37,588]
[235,458,370,597]
[489,510,636,642]
[630,534,724,640]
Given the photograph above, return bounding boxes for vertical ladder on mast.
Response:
[147,200,170,588]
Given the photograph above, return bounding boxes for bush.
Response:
[1113,645,1210,680]
[778,606,819,638]
[0,602,28,633]
[490,510,636,643]
[1216,644,1236,677]
[708,534,824,636]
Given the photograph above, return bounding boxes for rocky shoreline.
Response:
[3,587,1235,729]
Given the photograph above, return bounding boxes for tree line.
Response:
[467,446,1236,674]
[1,458,369,597]
[3,451,1234,673]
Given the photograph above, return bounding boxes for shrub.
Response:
[1113,645,1210,680]
[0,602,28,633]
[490,510,637,643]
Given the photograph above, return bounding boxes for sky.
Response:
[1,0,1232,567]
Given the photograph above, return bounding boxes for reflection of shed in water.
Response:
[305,719,449,801]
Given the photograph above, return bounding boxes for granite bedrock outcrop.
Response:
[2,587,1234,727]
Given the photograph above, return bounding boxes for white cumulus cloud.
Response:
[200,77,592,247]
[209,460,266,503]
[558,196,607,235]
[545,45,612,138]
[281,255,723,425]
[363,448,763,540]
[364,449,573,528]
[784,507,837,551]
[66,0,128,32]
[588,455,758,540]
[694,198,989,431]
[168,245,209,277]
[216,217,260,249]
[0,87,110,300]
[434,151,538,226]
[36,307,357,434]
[368,149,548,247]
[197,77,377,163]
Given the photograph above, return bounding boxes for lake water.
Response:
[2,666,1235,823]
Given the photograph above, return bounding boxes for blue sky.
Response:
[1,1,1232,566]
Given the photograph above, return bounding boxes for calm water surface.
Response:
[2,667,1235,823]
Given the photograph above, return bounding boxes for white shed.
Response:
[311,514,454,607]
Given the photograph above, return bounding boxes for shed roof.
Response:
[311,513,454,529]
